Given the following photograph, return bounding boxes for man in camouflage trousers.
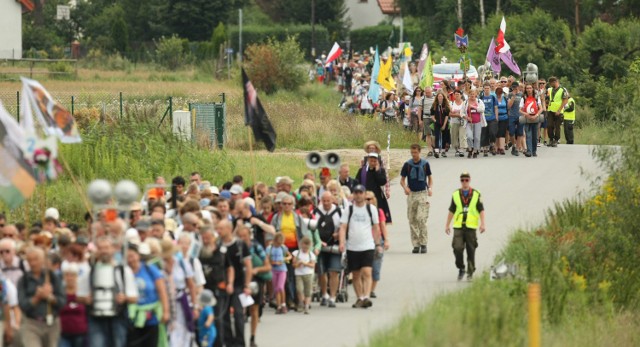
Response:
[400,144,433,254]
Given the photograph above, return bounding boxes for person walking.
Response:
[355,152,391,224]
[563,96,576,144]
[444,172,486,281]
[430,93,450,158]
[400,144,433,254]
[507,82,524,156]
[480,83,499,156]
[546,77,569,147]
[449,90,467,157]
[521,84,544,157]
[338,185,381,309]
[464,89,485,158]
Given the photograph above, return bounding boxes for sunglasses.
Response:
[461,179,470,182]
[501,81,507,83]
[366,198,373,201]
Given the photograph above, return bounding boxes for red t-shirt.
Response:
[60,294,88,335]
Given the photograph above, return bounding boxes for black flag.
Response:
[242,68,276,152]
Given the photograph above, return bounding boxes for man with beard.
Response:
[198,226,231,347]
[77,237,138,347]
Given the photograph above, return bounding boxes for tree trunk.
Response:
[575,0,581,35]
[479,0,485,28]
[33,0,44,27]
[457,0,463,27]
[496,0,501,15]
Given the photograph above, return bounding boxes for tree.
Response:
[255,0,349,40]
[211,22,226,57]
[163,0,247,41]
[111,17,129,54]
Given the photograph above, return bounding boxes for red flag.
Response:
[325,42,343,65]
[495,17,511,53]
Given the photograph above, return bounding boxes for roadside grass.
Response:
[367,97,640,347]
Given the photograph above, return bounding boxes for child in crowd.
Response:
[267,233,291,314]
[197,289,217,347]
[292,236,316,314]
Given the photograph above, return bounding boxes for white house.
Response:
[346,0,401,30]
[0,1,34,59]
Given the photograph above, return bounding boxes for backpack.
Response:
[314,205,342,244]
[346,204,374,240]
[88,263,127,317]
[251,243,272,282]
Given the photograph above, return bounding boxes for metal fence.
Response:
[0,90,227,147]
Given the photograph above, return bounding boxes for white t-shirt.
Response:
[341,204,379,251]
[292,250,316,276]
[173,255,194,290]
[450,100,465,124]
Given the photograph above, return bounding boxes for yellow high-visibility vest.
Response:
[547,86,567,113]
[564,97,576,121]
[452,189,481,229]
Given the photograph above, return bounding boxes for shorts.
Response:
[251,279,264,306]
[497,119,508,137]
[508,117,524,137]
[319,252,343,274]
[423,118,433,136]
[346,250,374,272]
[295,274,314,298]
[540,112,548,128]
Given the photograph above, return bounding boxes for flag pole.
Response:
[247,127,258,205]
[58,151,93,219]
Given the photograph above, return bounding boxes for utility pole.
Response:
[575,0,581,35]
[479,0,485,28]
[311,0,316,58]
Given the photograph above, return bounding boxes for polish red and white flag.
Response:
[494,17,511,54]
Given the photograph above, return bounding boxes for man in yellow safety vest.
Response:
[445,172,486,281]
[546,76,569,147]
[563,97,576,144]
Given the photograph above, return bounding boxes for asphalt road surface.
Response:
[254,144,602,347]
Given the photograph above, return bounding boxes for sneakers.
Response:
[467,273,474,281]
[370,292,377,299]
[420,245,427,254]
[352,299,364,308]
[483,151,489,157]
[434,152,440,158]
[524,151,532,157]
[441,152,447,158]
[473,152,478,159]
[276,306,288,314]
[362,298,373,308]
[427,151,433,157]
[457,269,465,281]
[467,150,473,159]
[412,246,420,254]
[511,147,517,156]
[537,142,542,147]
[320,298,328,306]
[304,305,309,314]
[514,150,520,157]
[296,305,304,313]
[533,152,538,157]
[458,151,465,157]
[328,300,336,308]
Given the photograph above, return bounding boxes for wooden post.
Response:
[528,283,541,347]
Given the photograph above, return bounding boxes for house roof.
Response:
[17,0,35,12]
[377,0,400,15]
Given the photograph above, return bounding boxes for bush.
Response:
[155,35,190,70]
[228,24,329,58]
[243,36,306,94]
[48,62,75,80]
[211,22,227,58]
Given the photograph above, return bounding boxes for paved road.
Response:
[254,144,601,347]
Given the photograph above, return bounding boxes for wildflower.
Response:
[571,272,587,291]
[598,280,611,293]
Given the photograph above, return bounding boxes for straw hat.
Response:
[363,140,382,153]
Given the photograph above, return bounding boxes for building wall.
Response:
[345,0,388,30]
[0,1,22,59]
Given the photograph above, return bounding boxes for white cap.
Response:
[210,186,220,195]
[244,197,256,209]
[61,262,79,274]
[45,207,60,221]
[230,185,244,195]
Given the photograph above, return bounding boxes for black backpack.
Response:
[346,203,374,240]
[314,205,342,244]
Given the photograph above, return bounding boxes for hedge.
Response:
[228,24,330,59]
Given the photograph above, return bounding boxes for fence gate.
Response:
[189,95,226,149]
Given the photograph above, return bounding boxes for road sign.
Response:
[57,5,70,20]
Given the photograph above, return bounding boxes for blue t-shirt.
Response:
[267,245,287,272]
[497,96,508,121]
[400,159,432,192]
[508,93,523,118]
[197,305,217,341]
[134,264,164,326]
[482,93,498,121]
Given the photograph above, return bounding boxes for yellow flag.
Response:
[403,43,412,59]
[377,55,396,91]
[419,53,433,90]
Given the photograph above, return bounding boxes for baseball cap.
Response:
[367,152,379,158]
[353,184,366,193]
[135,217,152,232]
[230,185,244,195]
[210,186,220,195]
[130,201,142,212]
[511,82,519,88]
[277,176,294,185]
[45,207,60,221]
[460,171,471,178]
